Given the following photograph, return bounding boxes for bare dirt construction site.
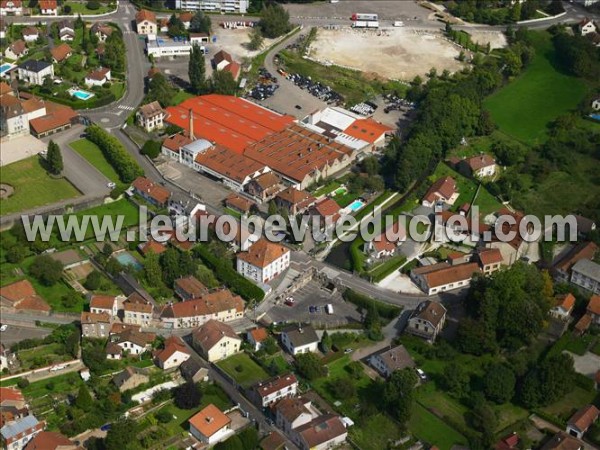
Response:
[468,30,508,50]
[308,27,466,80]
[212,26,277,61]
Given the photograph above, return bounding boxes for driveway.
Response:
[565,350,600,379]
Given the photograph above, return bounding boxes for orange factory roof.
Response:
[343,117,392,143]
[165,94,294,154]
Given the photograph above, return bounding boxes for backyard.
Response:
[408,403,468,450]
[484,31,587,145]
[216,353,270,388]
[0,157,81,215]
[64,1,116,15]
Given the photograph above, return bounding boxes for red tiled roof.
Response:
[0,387,24,403]
[86,67,110,82]
[0,81,12,96]
[132,176,171,205]
[179,11,193,22]
[193,320,240,353]
[275,188,316,209]
[296,415,347,449]
[554,241,598,273]
[174,275,208,298]
[123,293,153,314]
[465,154,496,171]
[0,1,23,7]
[495,432,520,450]
[8,39,26,56]
[567,404,599,432]
[249,327,268,343]
[155,336,190,364]
[135,9,156,24]
[478,248,503,266]
[165,94,294,154]
[225,193,255,213]
[237,238,289,268]
[138,100,165,119]
[213,50,233,66]
[415,262,481,289]
[194,145,267,184]
[139,239,167,256]
[161,289,244,319]
[588,295,600,315]
[254,374,297,398]
[50,43,72,62]
[24,431,73,450]
[21,97,45,114]
[343,117,392,143]
[224,61,241,80]
[39,0,57,10]
[22,26,38,36]
[575,313,592,334]
[555,293,575,312]
[0,279,50,312]
[310,197,341,222]
[90,294,116,310]
[189,404,231,438]
[423,176,457,204]
[80,311,110,324]
[29,101,78,135]
[162,133,192,153]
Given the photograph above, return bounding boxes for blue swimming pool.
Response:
[590,113,600,122]
[348,199,365,212]
[115,252,142,270]
[0,63,15,75]
[69,88,95,101]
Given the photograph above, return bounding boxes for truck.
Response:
[352,21,379,28]
[326,304,334,315]
[351,13,378,21]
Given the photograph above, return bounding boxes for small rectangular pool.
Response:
[0,63,16,76]
[68,88,95,101]
[590,113,600,122]
[348,199,365,212]
[114,251,142,270]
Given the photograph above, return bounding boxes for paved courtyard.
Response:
[0,135,47,166]
[565,350,600,379]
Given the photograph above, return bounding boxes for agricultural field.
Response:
[484,32,587,145]
[0,157,80,215]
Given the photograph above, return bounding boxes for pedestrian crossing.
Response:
[118,105,135,111]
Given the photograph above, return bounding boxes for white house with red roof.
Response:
[89,294,123,317]
[550,293,576,320]
[236,238,291,283]
[365,222,406,259]
[188,404,232,445]
[84,67,111,87]
[0,1,23,16]
[250,374,298,408]
[247,327,269,351]
[578,18,597,36]
[421,176,459,208]
[154,336,191,370]
[39,0,57,16]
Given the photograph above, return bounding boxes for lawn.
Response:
[0,157,81,215]
[313,180,342,198]
[216,353,270,388]
[69,139,122,186]
[71,199,140,230]
[484,31,587,145]
[541,386,596,422]
[171,90,196,106]
[408,403,468,450]
[262,353,291,374]
[64,1,115,14]
[367,254,406,283]
[17,343,72,370]
[349,413,405,450]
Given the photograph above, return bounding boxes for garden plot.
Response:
[308,27,465,80]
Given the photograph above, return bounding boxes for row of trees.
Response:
[448,0,563,25]
[143,246,196,297]
[86,125,144,183]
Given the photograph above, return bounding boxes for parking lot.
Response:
[266,280,362,327]
[0,325,52,347]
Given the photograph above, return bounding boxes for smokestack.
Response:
[189,108,195,140]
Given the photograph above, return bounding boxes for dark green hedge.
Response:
[342,288,401,319]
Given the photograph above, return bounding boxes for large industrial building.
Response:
[163,94,393,195]
[173,0,249,13]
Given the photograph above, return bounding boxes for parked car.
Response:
[416,368,427,381]
[0,324,7,332]
[100,423,112,432]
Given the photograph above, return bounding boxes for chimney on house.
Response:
[189,108,195,140]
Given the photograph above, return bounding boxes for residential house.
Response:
[578,18,597,35]
[274,397,318,434]
[540,432,584,450]
[80,312,111,338]
[158,17,169,33]
[0,386,27,418]
[154,336,191,370]
[212,49,234,71]
[571,259,600,294]
[280,324,319,356]
[364,222,405,259]
[89,294,121,317]
[593,97,600,111]
[179,11,193,28]
[458,154,498,179]
[224,61,241,81]
[550,293,576,320]
[90,23,113,42]
[138,239,167,256]
[224,193,256,216]
[553,241,598,282]
[274,188,316,216]
[406,300,447,343]
[39,0,57,15]
[58,21,75,42]
[247,327,269,351]
[477,248,504,274]
[0,95,29,138]
[566,404,599,439]
[23,431,77,450]
[250,374,298,408]
[180,359,209,383]
[17,60,54,85]
[495,433,520,450]
[260,431,286,450]
[410,262,481,296]
[112,367,149,392]
[586,295,600,324]
[486,209,531,266]
[135,9,157,35]
[160,289,244,329]
[245,172,282,202]
[293,414,348,450]
[27,100,78,138]
[84,67,111,87]
[174,275,208,301]
[192,319,241,362]
[307,198,341,230]
[421,176,459,208]
[0,345,17,372]
[236,238,291,284]
[136,101,167,132]
[188,404,232,445]
[131,176,171,207]
[110,327,155,357]
[21,27,39,43]
[0,279,50,312]
[369,344,415,378]
[438,209,490,245]
[122,293,153,327]
[0,415,44,450]
[50,43,72,64]
[4,40,27,59]
[574,313,592,336]
[573,215,596,237]
[0,1,23,16]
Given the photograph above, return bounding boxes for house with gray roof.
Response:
[369,344,415,378]
[0,414,44,450]
[571,259,600,295]
[280,324,319,356]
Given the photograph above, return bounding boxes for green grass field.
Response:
[349,413,405,450]
[541,386,596,421]
[484,32,587,144]
[409,403,468,450]
[70,139,122,187]
[17,343,72,370]
[0,157,80,215]
[63,1,115,14]
[216,353,270,388]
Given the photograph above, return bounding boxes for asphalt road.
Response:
[0,324,52,346]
